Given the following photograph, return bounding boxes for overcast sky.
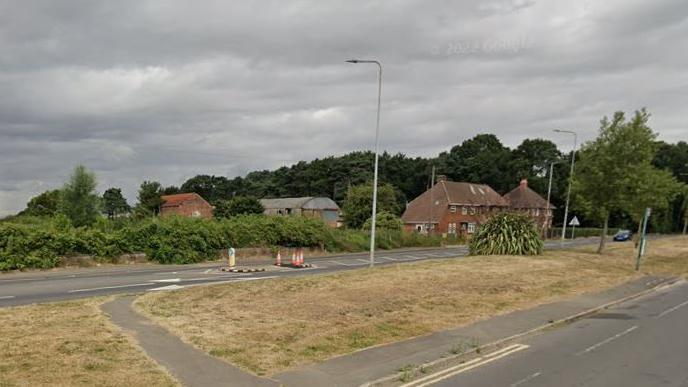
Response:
[1,0,687,216]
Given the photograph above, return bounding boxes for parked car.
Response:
[613,229,633,242]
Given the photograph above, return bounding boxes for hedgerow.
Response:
[0,215,442,270]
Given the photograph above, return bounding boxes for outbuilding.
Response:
[260,197,340,227]
[160,193,213,219]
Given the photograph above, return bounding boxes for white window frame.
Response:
[469,207,476,215]
[450,205,457,213]
[461,206,468,215]
[448,222,457,234]
[467,223,476,234]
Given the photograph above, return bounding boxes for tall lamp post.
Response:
[545,161,560,238]
[554,129,578,243]
[347,59,382,268]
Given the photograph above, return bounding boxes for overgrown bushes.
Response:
[469,213,543,256]
[0,215,443,270]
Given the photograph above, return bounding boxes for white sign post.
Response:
[568,216,580,239]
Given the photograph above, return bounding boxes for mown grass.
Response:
[0,298,177,387]
[135,236,688,376]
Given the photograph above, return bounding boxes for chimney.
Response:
[520,179,528,188]
[436,175,447,183]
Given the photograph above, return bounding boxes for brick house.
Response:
[160,193,213,219]
[401,176,509,237]
[503,179,555,234]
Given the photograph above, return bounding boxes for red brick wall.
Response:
[161,199,213,219]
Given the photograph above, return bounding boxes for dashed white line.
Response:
[0,296,16,300]
[657,299,688,318]
[575,325,638,355]
[68,283,153,293]
[332,261,362,267]
[511,371,542,387]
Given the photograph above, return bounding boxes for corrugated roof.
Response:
[503,181,555,209]
[161,193,206,207]
[260,197,340,210]
[401,181,507,223]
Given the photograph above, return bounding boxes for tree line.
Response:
[14,108,688,236]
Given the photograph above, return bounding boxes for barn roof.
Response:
[161,193,207,207]
[503,180,555,210]
[260,197,339,210]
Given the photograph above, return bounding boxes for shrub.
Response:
[362,211,403,232]
[469,212,543,256]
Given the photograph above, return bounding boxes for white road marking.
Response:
[151,278,181,283]
[68,283,153,293]
[204,269,213,274]
[332,261,359,267]
[657,299,688,318]
[156,271,179,275]
[399,344,530,387]
[510,371,542,387]
[379,256,397,261]
[0,296,16,300]
[575,325,638,355]
[148,284,185,291]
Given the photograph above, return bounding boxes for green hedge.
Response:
[0,215,443,270]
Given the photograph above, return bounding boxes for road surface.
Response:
[0,238,601,307]
[403,280,688,387]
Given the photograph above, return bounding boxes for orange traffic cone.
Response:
[299,248,304,266]
[275,250,281,266]
[291,250,297,266]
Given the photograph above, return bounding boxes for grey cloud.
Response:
[1,0,687,216]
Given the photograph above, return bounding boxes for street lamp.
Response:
[545,161,561,238]
[553,129,578,243]
[347,59,382,268]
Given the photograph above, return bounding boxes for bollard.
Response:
[291,250,297,266]
[299,248,304,266]
[275,250,282,266]
[228,247,236,268]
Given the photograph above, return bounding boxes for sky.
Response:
[1,0,687,216]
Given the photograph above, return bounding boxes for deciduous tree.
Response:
[342,182,399,229]
[102,188,131,219]
[58,165,99,227]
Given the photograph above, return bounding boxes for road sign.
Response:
[569,216,580,226]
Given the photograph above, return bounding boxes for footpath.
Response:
[102,274,677,387]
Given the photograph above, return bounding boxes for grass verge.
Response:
[0,298,177,387]
[135,236,688,376]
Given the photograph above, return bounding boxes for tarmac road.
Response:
[403,280,688,387]
[0,237,603,307]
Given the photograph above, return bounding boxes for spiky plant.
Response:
[469,212,543,256]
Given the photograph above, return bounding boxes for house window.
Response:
[469,207,476,215]
[450,205,457,213]
[448,223,457,234]
[462,207,468,215]
[467,223,476,234]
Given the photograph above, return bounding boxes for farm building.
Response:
[260,197,340,227]
[160,193,213,219]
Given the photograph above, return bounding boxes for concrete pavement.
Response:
[272,276,675,387]
[417,279,688,387]
[102,296,278,387]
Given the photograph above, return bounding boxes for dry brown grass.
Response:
[135,236,688,376]
[0,298,177,387]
